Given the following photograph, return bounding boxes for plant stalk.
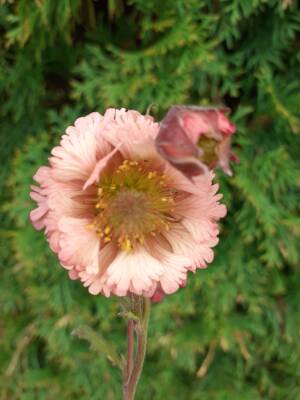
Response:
[123,296,151,400]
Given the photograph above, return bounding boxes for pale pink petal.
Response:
[87,243,118,295]
[49,113,111,182]
[45,179,96,219]
[182,112,212,142]
[69,269,80,280]
[100,108,160,159]
[164,162,209,195]
[33,166,52,185]
[30,216,46,230]
[175,190,227,222]
[144,240,190,294]
[105,248,164,296]
[58,217,100,274]
[83,145,121,190]
[30,206,48,223]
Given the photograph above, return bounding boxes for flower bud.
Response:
[155,105,237,178]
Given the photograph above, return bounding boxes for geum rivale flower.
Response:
[30,109,226,298]
[155,105,237,178]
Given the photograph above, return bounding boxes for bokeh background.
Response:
[1,1,300,399]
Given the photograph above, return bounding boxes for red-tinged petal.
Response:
[156,109,206,177]
[155,105,237,178]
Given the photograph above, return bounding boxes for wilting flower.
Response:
[155,105,237,178]
[30,108,226,297]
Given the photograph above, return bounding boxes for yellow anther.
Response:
[98,201,107,209]
[86,223,95,229]
[121,238,132,252]
[104,226,111,235]
[147,171,157,179]
[104,236,111,243]
[117,160,132,172]
[161,197,168,202]
[97,187,103,196]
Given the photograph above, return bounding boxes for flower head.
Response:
[155,105,237,178]
[30,108,226,297]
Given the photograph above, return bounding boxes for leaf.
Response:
[118,311,140,322]
[72,325,124,370]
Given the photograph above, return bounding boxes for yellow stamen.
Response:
[147,171,157,179]
[86,223,95,229]
[129,161,138,166]
[121,238,132,252]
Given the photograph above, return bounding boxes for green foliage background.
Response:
[1,0,300,399]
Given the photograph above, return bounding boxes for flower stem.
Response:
[123,296,151,400]
[126,320,134,382]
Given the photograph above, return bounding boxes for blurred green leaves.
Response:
[1,0,300,399]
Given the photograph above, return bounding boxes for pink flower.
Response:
[30,108,226,298]
[155,105,237,177]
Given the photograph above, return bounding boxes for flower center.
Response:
[91,159,176,251]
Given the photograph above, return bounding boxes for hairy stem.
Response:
[123,296,151,400]
[126,319,134,381]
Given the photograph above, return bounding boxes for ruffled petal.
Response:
[50,112,111,182]
[100,108,160,159]
[105,248,164,296]
[86,243,119,295]
[58,217,100,274]
[83,145,121,190]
